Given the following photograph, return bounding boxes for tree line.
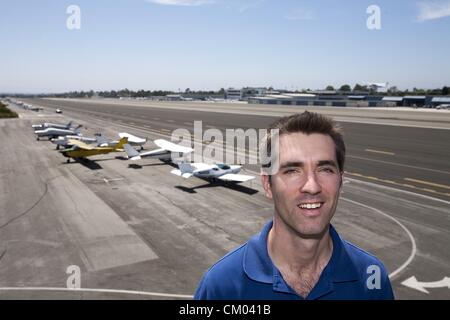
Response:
[46,88,225,99]
[324,84,449,96]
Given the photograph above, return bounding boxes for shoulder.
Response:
[341,240,395,299]
[343,240,389,273]
[194,243,248,300]
[206,243,247,279]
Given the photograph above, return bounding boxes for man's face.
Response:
[262,132,343,238]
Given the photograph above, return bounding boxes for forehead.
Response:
[279,132,337,163]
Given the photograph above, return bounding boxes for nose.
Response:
[300,172,322,195]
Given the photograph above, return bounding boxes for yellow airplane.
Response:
[60,136,128,162]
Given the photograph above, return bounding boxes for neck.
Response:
[267,218,333,273]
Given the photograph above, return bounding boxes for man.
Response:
[194,111,394,300]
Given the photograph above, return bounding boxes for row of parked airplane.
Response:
[32,120,255,183]
[11,100,43,111]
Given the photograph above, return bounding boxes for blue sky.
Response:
[1,0,449,93]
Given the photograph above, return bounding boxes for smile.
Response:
[298,202,323,209]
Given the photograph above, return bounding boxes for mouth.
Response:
[297,202,324,210]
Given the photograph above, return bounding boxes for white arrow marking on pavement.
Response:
[401,276,450,294]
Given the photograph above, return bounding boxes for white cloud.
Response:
[285,8,314,21]
[148,0,214,6]
[417,1,450,22]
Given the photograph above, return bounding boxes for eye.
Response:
[284,168,299,174]
[319,167,336,174]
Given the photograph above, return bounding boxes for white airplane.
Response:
[364,82,389,90]
[23,104,42,111]
[32,120,73,130]
[171,162,255,182]
[123,139,193,161]
[35,125,83,140]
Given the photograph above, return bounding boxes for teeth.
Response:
[299,203,322,209]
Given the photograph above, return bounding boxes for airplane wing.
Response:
[95,134,110,147]
[189,163,216,172]
[123,144,141,160]
[68,139,95,150]
[119,132,147,145]
[170,169,193,178]
[154,139,193,153]
[218,174,255,182]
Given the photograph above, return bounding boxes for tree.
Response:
[326,85,335,91]
[388,86,398,95]
[353,84,367,92]
[119,88,131,97]
[339,84,351,92]
[443,86,449,95]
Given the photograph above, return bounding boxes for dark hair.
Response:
[263,111,346,172]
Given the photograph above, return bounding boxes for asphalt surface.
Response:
[0,98,449,300]
[26,98,450,201]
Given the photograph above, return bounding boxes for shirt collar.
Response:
[243,220,360,290]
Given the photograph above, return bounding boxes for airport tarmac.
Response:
[25,98,450,201]
[0,100,449,299]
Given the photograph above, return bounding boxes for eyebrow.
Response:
[317,160,338,169]
[279,161,304,170]
[279,160,338,170]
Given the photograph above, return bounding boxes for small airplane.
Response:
[32,120,73,130]
[51,135,98,150]
[366,82,388,88]
[34,125,83,140]
[59,137,129,162]
[171,162,255,182]
[123,139,193,161]
[52,132,147,150]
[23,104,42,111]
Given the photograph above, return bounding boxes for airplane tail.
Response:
[118,132,147,145]
[176,162,194,178]
[95,133,109,146]
[115,137,129,149]
[74,125,83,134]
[66,121,73,129]
[123,143,141,160]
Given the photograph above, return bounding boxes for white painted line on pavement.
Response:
[342,197,417,280]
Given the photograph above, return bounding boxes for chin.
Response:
[294,221,330,239]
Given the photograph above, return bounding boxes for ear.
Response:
[261,174,273,199]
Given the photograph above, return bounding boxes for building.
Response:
[165,94,183,101]
[242,87,267,98]
[224,88,242,100]
[382,96,404,107]
[430,97,450,108]
[403,96,426,107]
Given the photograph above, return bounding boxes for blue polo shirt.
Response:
[194,220,394,300]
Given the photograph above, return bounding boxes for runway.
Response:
[0,98,448,299]
[27,98,450,201]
